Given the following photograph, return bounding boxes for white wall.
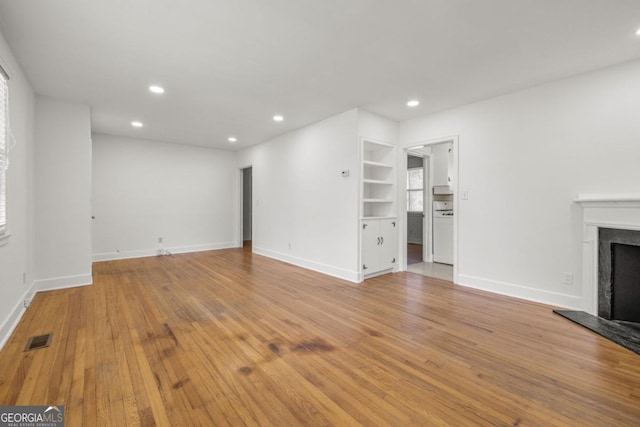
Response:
[358,109,398,144]
[0,31,36,347]
[400,58,640,309]
[238,109,360,281]
[34,96,92,290]
[92,134,237,260]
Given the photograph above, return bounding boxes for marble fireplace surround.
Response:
[576,194,640,316]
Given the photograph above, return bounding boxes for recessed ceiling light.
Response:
[407,100,420,107]
[228,137,237,143]
[636,28,640,36]
[149,85,165,94]
[273,115,284,122]
[131,121,143,128]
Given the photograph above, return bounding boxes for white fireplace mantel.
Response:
[576,193,640,208]
[577,194,640,315]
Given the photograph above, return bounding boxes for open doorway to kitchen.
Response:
[403,137,458,282]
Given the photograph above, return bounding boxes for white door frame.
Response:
[406,150,431,262]
[399,135,459,284]
[237,165,253,248]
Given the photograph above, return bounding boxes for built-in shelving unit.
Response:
[360,138,397,279]
[361,138,396,219]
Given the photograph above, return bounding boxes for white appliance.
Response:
[433,201,453,265]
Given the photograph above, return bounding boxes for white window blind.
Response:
[0,67,7,234]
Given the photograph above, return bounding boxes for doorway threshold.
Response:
[407,262,453,282]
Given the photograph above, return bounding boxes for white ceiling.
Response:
[1,0,640,150]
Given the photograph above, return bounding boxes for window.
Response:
[0,65,7,235]
[407,167,423,212]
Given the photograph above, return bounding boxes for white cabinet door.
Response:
[447,144,454,186]
[361,218,397,277]
[432,143,449,186]
[433,217,454,265]
[362,220,380,274]
[378,219,397,271]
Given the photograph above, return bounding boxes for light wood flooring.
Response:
[1,247,640,426]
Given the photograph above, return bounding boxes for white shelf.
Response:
[363,160,393,168]
[364,199,393,203]
[361,138,396,219]
[360,216,397,220]
[363,139,395,151]
[363,179,393,185]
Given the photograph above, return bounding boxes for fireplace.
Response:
[598,228,640,322]
[576,194,640,316]
[553,194,640,355]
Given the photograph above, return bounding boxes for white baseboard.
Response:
[253,246,359,283]
[35,273,93,292]
[167,242,237,255]
[457,274,582,310]
[92,241,237,262]
[0,283,36,350]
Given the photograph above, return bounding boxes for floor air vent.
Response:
[24,333,52,351]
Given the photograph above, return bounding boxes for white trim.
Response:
[0,283,36,350]
[576,193,640,205]
[93,248,158,262]
[35,274,93,292]
[584,221,640,231]
[237,165,253,248]
[92,241,237,262]
[253,246,360,283]
[457,274,582,310]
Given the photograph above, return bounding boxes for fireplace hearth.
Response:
[553,310,640,355]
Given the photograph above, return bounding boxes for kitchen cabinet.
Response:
[432,142,453,187]
[362,218,397,276]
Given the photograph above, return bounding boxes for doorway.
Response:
[242,166,252,249]
[407,153,426,266]
[402,137,458,283]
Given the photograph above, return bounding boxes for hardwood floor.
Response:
[1,247,640,426]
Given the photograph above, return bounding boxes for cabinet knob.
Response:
[377,237,381,245]
[363,224,368,229]
[392,221,396,227]
[363,264,368,270]
[380,237,384,244]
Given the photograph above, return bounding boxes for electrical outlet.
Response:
[563,272,573,286]
[158,237,163,243]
